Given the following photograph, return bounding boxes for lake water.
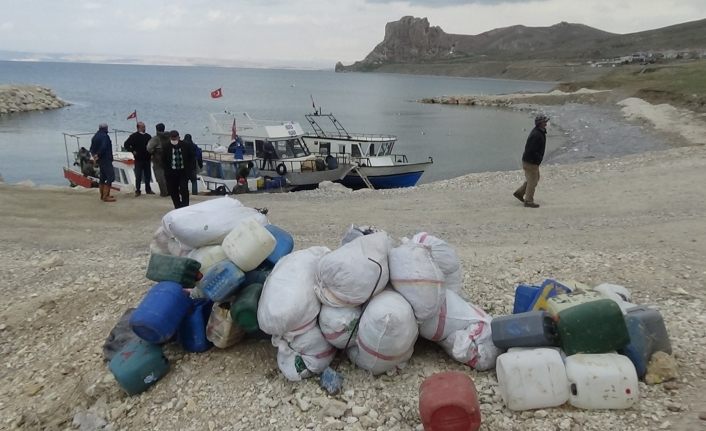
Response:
[0,61,558,185]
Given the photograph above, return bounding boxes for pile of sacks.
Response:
[107,197,504,397]
[258,226,500,380]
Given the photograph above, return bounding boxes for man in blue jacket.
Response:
[514,114,548,208]
[90,123,116,202]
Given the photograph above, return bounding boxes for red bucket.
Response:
[419,371,481,431]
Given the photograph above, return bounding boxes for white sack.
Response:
[389,240,444,321]
[340,224,384,246]
[257,247,329,336]
[166,236,193,257]
[412,232,463,292]
[348,290,418,375]
[438,303,501,371]
[319,305,362,349]
[316,232,390,307]
[419,289,479,342]
[149,226,171,255]
[162,197,268,249]
[273,325,336,381]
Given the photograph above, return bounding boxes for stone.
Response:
[322,399,348,419]
[351,406,369,417]
[534,410,548,419]
[72,411,107,431]
[698,412,706,421]
[645,352,679,385]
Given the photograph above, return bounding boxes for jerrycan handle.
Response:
[570,383,578,396]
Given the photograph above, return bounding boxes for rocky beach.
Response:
[1,89,706,430]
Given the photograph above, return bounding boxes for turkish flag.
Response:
[127,110,137,120]
[210,88,223,98]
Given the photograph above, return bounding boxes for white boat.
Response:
[61,130,205,193]
[201,113,353,192]
[301,112,433,189]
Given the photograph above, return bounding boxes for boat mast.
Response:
[305,112,351,139]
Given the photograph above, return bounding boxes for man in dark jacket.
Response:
[147,123,170,197]
[123,121,153,196]
[89,123,116,202]
[162,130,196,209]
[514,114,548,208]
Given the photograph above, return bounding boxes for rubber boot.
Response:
[104,184,116,202]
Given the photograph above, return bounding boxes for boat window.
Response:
[351,144,361,158]
[244,140,255,156]
[255,140,265,157]
[271,138,308,159]
[379,142,393,155]
[318,142,330,155]
[369,144,375,156]
[222,163,237,180]
[338,144,346,154]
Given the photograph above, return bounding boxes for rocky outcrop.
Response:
[337,16,706,74]
[0,85,69,115]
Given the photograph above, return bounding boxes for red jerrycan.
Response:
[419,371,481,431]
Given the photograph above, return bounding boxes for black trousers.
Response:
[134,159,152,192]
[165,169,189,209]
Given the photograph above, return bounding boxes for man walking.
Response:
[163,130,196,209]
[90,123,116,202]
[123,121,153,196]
[514,114,549,208]
[147,123,170,196]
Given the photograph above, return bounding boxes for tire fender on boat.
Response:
[276,163,287,176]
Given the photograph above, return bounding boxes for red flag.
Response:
[127,110,137,120]
[231,118,237,141]
[210,88,223,98]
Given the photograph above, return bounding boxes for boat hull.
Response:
[342,162,431,189]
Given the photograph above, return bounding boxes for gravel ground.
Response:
[1,139,706,430]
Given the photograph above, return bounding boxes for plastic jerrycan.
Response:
[177,298,214,353]
[620,306,672,378]
[222,219,277,272]
[512,284,540,314]
[109,338,170,396]
[200,260,246,303]
[130,281,192,344]
[206,302,245,348]
[547,292,630,355]
[419,371,481,431]
[496,348,569,411]
[145,253,202,287]
[230,283,264,333]
[527,279,575,312]
[565,353,639,409]
[491,311,558,349]
[187,245,229,274]
[264,224,294,266]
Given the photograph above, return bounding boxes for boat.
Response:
[201,113,353,192]
[301,111,433,189]
[62,130,205,193]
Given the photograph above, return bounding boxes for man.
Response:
[147,123,170,196]
[123,121,153,196]
[514,114,549,208]
[89,123,116,202]
[228,135,245,160]
[162,130,196,209]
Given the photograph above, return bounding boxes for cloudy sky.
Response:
[0,0,703,66]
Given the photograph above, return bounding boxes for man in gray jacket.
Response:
[147,123,170,196]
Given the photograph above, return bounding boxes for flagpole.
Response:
[134,110,138,126]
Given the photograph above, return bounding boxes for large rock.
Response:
[645,351,679,385]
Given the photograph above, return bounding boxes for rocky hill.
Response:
[336,16,706,76]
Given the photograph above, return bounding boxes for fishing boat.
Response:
[301,111,433,189]
[62,130,161,192]
[201,113,352,192]
[61,130,205,193]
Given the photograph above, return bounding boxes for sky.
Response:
[0,0,703,67]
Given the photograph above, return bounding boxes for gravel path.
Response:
[1,140,705,430]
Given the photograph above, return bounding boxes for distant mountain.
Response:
[336,17,706,72]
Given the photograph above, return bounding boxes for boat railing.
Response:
[62,129,131,167]
[308,131,397,142]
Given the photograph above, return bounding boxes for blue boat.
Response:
[302,112,433,189]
